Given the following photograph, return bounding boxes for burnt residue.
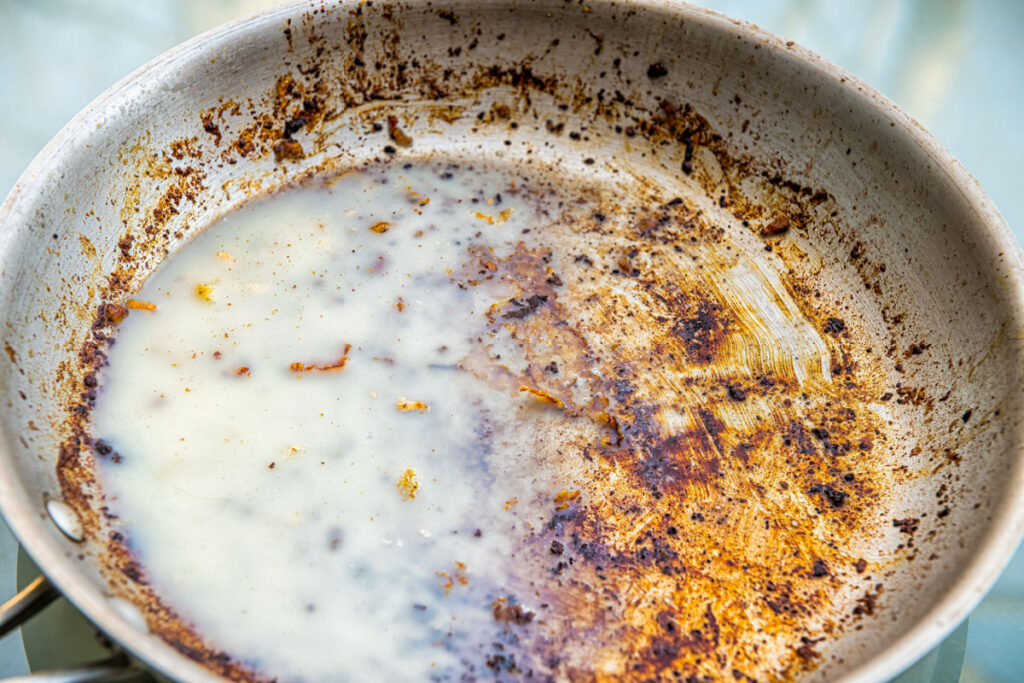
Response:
[49,2,929,681]
[441,160,892,680]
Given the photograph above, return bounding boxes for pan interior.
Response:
[87,152,908,680]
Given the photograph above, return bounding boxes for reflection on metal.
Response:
[0,576,58,640]
[1,656,135,683]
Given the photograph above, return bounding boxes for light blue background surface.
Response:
[0,1,1021,680]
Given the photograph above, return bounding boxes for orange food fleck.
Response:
[396,297,405,312]
[396,399,429,412]
[289,344,352,373]
[499,208,514,222]
[437,562,469,596]
[520,385,565,408]
[387,115,413,147]
[369,221,392,234]
[126,299,157,311]
[553,489,581,511]
[397,468,419,500]
[504,497,518,510]
[473,211,495,225]
[235,366,250,376]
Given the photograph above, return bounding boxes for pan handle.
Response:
[0,575,59,639]
[0,577,142,682]
[0,656,137,683]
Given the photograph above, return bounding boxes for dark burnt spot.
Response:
[493,598,535,625]
[646,62,668,79]
[550,540,564,555]
[795,636,822,660]
[810,559,829,578]
[436,9,459,24]
[485,652,520,674]
[893,518,919,535]
[808,483,848,508]
[121,561,148,585]
[823,317,846,335]
[503,294,548,319]
[613,378,636,401]
[670,298,730,364]
[727,384,746,401]
[852,587,881,617]
[907,342,930,356]
[282,116,308,138]
[962,409,972,422]
[760,215,790,236]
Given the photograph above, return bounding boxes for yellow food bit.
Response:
[369,221,392,234]
[215,251,234,263]
[396,399,429,412]
[473,211,495,225]
[499,208,514,222]
[397,468,419,500]
[554,488,581,510]
[520,385,565,408]
[195,283,214,302]
[504,497,518,510]
[126,299,157,311]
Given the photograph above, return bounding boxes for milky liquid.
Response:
[93,161,606,680]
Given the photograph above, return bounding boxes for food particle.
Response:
[397,469,419,500]
[396,399,429,412]
[195,283,215,302]
[126,299,158,311]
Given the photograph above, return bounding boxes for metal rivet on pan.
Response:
[110,597,149,634]
[45,499,84,542]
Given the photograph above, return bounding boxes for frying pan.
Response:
[0,0,1022,680]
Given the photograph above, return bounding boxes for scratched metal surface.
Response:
[0,1,1020,681]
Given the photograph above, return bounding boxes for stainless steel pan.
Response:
[1,1,1022,680]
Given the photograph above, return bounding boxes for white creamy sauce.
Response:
[94,162,586,680]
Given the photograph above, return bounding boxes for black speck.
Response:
[647,62,668,79]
